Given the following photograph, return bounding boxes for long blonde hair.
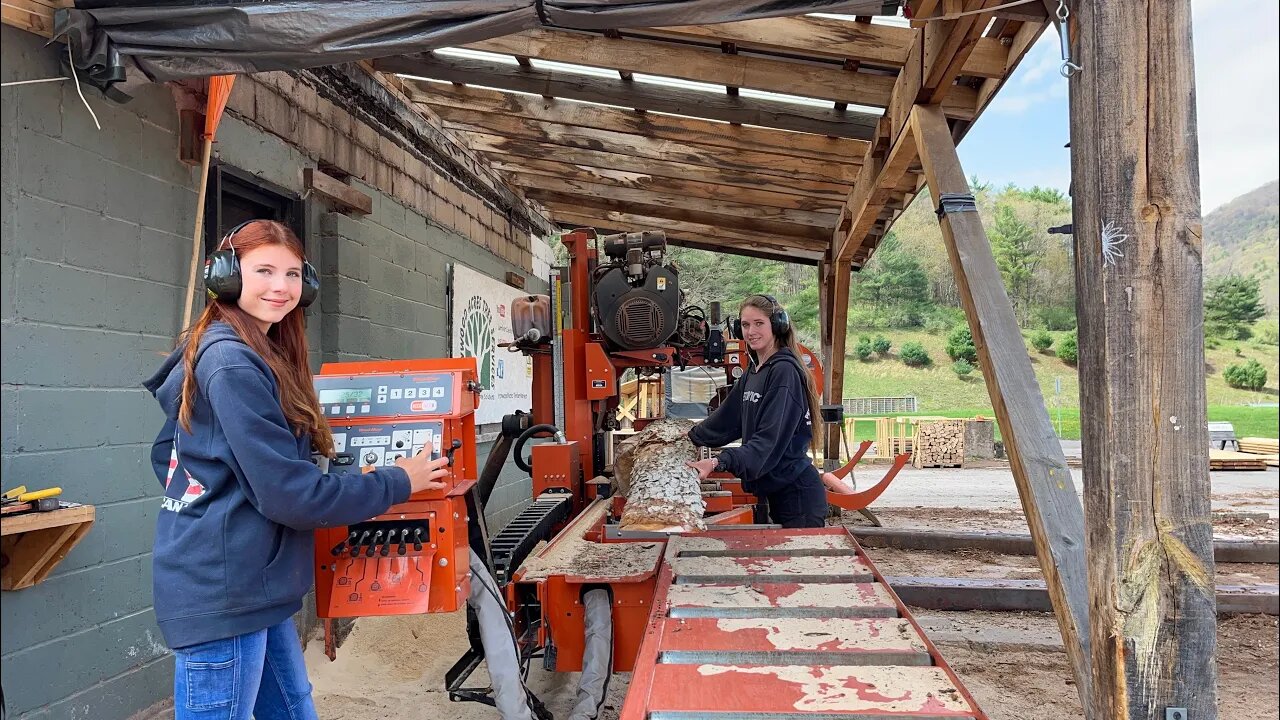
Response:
[740,295,823,453]
[178,221,333,456]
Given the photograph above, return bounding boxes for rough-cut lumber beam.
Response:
[548,209,826,264]
[428,106,860,184]
[464,29,979,119]
[911,104,1091,708]
[1,0,61,37]
[1069,1,1218,717]
[509,173,835,228]
[529,189,830,243]
[407,79,869,162]
[492,159,840,212]
[835,6,1005,263]
[374,55,879,140]
[887,577,1277,616]
[833,120,920,262]
[461,132,851,199]
[623,16,1007,78]
[818,258,852,464]
[920,2,998,104]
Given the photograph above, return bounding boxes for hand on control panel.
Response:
[396,452,451,494]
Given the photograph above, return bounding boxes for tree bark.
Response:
[616,419,707,532]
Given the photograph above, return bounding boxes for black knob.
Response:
[364,452,378,464]
[446,438,463,467]
[412,527,424,552]
[329,539,348,556]
[353,530,371,557]
[395,440,405,448]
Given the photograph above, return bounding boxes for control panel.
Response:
[312,358,481,627]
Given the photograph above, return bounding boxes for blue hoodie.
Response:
[688,347,819,496]
[143,322,411,649]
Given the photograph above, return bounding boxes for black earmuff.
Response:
[758,294,790,337]
[203,220,320,308]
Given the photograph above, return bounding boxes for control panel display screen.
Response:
[318,388,373,405]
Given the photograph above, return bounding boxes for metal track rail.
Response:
[619,528,988,720]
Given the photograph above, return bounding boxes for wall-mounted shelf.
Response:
[1,505,96,590]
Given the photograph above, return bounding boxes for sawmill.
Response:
[0,1,1227,719]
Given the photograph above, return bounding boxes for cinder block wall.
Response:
[2,25,542,720]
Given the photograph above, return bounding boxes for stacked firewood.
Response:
[912,420,966,468]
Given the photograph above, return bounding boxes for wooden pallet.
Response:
[1209,450,1268,471]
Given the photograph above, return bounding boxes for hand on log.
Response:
[686,458,718,480]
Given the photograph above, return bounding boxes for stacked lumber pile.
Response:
[1238,437,1279,467]
[1209,449,1268,471]
[912,420,966,468]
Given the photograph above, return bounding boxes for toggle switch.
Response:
[366,530,384,557]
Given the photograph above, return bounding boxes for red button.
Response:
[410,400,426,412]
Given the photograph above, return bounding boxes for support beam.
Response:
[819,258,851,465]
[911,104,1091,708]
[491,158,840,212]
[623,16,1008,78]
[1068,1,1217,717]
[504,173,837,227]
[529,189,831,242]
[463,29,980,119]
[407,79,869,162]
[461,132,851,199]
[550,210,825,264]
[374,55,880,140]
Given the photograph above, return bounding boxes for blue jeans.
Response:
[173,618,317,720]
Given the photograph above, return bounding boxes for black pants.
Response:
[761,471,828,529]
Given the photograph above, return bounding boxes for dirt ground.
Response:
[308,500,1280,720]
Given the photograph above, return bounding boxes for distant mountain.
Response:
[1203,180,1278,312]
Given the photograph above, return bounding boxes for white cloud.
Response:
[1192,0,1280,211]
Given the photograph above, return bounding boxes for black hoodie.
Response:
[688,347,819,495]
[143,322,410,649]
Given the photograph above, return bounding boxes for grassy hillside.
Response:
[1204,179,1279,313]
[841,328,1279,439]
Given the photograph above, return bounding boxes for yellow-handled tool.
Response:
[18,487,62,502]
[2,485,28,500]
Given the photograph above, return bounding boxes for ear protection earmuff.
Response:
[729,295,791,340]
[758,294,790,337]
[204,220,320,308]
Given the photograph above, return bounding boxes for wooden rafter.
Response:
[555,207,824,263]
[490,158,842,212]
[834,3,1014,263]
[406,80,869,161]
[424,106,861,184]
[374,54,880,140]
[529,189,831,242]
[462,29,980,119]
[623,16,1007,77]
[550,209,826,264]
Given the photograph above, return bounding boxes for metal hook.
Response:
[1060,61,1082,78]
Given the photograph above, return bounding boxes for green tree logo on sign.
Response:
[459,295,495,390]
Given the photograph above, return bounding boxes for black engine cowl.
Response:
[594,265,680,350]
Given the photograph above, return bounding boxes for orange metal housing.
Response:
[312,358,480,620]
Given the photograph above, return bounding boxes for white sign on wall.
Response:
[450,264,534,425]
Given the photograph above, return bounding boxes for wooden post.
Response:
[911,104,1092,709]
[824,259,852,464]
[1068,2,1218,717]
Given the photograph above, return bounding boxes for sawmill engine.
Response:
[593,231,681,350]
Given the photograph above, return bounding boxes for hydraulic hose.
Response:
[514,423,561,474]
[567,589,614,720]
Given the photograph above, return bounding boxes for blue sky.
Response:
[957,0,1280,212]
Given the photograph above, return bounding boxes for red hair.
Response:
[178,221,333,456]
